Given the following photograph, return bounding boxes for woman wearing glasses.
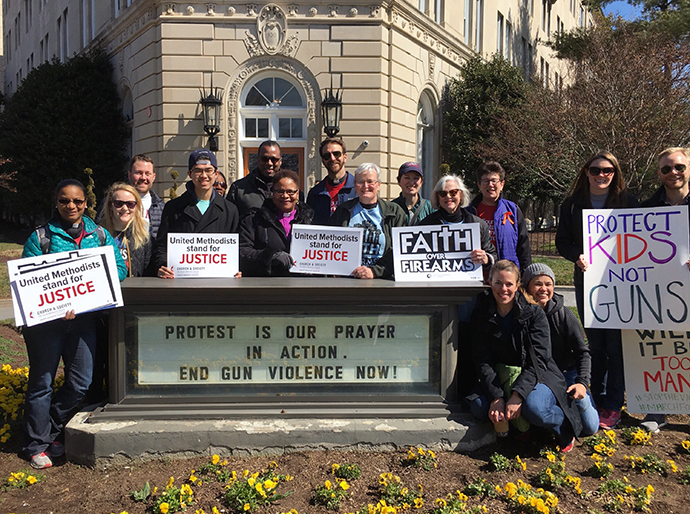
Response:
[20,179,127,469]
[240,170,314,276]
[328,163,407,279]
[155,150,240,278]
[419,174,497,275]
[556,152,638,430]
[101,183,152,277]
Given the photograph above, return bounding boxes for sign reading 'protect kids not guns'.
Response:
[583,206,690,330]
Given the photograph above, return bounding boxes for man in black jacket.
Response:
[639,146,690,433]
[228,140,282,218]
[155,149,240,277]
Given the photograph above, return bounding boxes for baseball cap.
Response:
[397,162,424,181]
[188,149,218,170]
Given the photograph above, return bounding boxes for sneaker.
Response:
[599,409,622,429]
[48,441,65,458]
[640,414,668,434]
[560,437,576,453]
[30,452,53,470]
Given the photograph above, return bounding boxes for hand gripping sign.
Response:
[289,225,363,276]
[582,206,690,330]
[7,246,123,327]
[392,223,483,283]
[167,233,239,278]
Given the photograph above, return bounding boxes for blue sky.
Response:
[602,1,644,20]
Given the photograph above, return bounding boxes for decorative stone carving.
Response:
[227,6,236,15]
[369,5,380,17]
[282,33,300,58]
[164,3,176,14]
[258,4,287,55]
[185,5,194,14]
[244,31,262,57]
[287,4,298,16]
[348,7,357,16]
[328,4,338,16]
[246,3,257,16]
[428,52,436,78]
[206,3,216,15]
[308,7,317,16]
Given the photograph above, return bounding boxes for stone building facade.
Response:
[2,0,588,199]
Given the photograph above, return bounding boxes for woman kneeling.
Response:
[470,260,582,451]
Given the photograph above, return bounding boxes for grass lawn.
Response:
[0,242,23,300]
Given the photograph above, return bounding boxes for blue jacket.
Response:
[468,195,531,270]
[23,216,128,282]
[307,172,357,225]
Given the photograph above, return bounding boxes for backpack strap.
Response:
[35,225,51,255]
[95,226,107,246]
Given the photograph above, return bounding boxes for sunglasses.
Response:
[321,150,343,160]
[214,181,227,188]
[660,163,687,175]
[260,156,281,163]
[58,198,86,207]
[112,200,137,209]
[588,166,615,176]
[438,189,459,198]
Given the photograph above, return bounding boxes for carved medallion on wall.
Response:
[258,4,287,55]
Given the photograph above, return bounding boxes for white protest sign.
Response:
[167,233,239,278]
[582,206,690,330]
[392,223,483,283]
[289,224,363,276]
[7,246,123,327]
[623,328,690,414]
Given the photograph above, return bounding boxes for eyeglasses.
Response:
[58,198,86,207]
[438,189,459,198]
[321,150,343,160]
[111,200,137,209]
[355,180,379,186]
[260,156,281,163]
[660,163,687,175]
[191,167,216,176]
[588,166,615,176]
[273,189,299,196]
[480,179,502,186]
[214,181,227,188]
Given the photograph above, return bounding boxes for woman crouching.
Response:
[470,260,582,451]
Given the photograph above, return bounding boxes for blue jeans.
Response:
[576,286,625,411]
[563,369,599,436]
[22,314,98,457]
[522,383,567,436]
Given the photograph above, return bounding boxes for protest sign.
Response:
[582,206,690,330]
[7,246,123,327]
[623,328,690,414]
[167,233,239,278]
[392,224,483,283]
[289,224,363,276]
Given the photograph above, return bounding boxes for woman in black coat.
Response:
[470,260,582,450]
[240,170,314,276]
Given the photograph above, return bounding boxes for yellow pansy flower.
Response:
[159,502,170,514]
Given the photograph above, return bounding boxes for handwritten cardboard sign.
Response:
[167,233,239,278]
[583,206,690,329]
[623,328,690,414]
[7,246,123,327]
[392,224,483,283]
[289,225,363,276]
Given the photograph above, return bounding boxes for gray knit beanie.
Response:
[521,263,555,288]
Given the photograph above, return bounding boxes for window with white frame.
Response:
[474,0,483,51]
[435,0,443,23]
[417,91,436,199]
[419,0,428,15]
[506,21,513,62]
[497,12,504,55]
[463,0,472,45]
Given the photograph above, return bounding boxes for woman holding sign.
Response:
[101,183,152,277]
[21,179,127,469]
[556,152,639,429]
[239,170,314,276]
[470,260,582,450]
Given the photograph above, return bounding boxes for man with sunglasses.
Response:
[228,140,291,218]
[307,137,357,225]
[638,147,690,433]
[155,149,239,278]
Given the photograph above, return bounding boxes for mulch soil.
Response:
[2,324,690,513]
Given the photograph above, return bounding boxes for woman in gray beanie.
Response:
[522,263,599,436]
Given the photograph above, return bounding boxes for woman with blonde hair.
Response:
[101,182,152,277]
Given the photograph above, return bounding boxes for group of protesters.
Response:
[18,139,690,469]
